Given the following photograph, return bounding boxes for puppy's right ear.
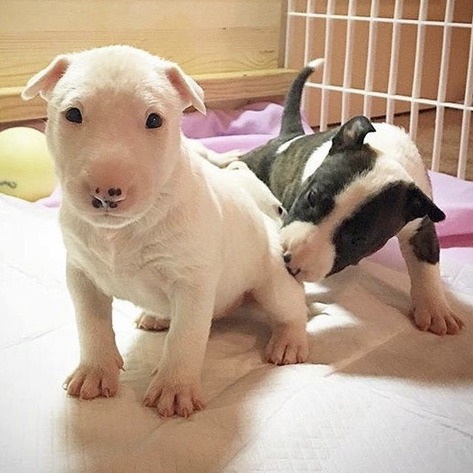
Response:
[330,115,376,154]
[21,54,71,101]
[405,184,446,223]
[163,62,206,115]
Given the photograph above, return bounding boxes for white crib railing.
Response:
[285,0,473,179]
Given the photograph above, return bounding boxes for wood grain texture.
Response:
[0,69,298,123]
[0,0,289,121]
[0,0,283,86]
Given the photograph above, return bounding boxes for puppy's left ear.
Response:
[405,184,446,223]
[164,63,206,115]
[21,54,71,101]
[330,115,376,154]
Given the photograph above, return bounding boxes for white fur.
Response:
[307,58,325,70]
[277,135,305,155]
[225,161,286,221]
[190,138,241,167]
[23,45,309,417]
[283,122,464,335]
[301,140,332,181]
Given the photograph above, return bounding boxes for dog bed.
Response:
[1,103,473,473]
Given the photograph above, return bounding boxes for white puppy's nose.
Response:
[91,187,126,209]
[86,160,132,210]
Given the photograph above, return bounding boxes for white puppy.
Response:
[225,161,287,222]
[22,45,309,417]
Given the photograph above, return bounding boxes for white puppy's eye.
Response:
[65,107,82,124]
[146,113,162,129]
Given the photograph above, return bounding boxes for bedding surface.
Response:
[1,103,473,473]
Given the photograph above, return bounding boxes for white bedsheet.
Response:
[1,193,473,473]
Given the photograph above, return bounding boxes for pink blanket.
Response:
[38,102,473,263]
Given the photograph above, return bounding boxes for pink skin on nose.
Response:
[86,160,135,208]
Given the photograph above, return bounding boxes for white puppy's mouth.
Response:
[85,211,135,229]
[66,192,137,228]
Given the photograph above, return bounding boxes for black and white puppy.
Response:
[239,60,464,335]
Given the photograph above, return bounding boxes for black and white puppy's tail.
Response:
[280,58,325,137]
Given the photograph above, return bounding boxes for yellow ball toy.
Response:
[0,127,56,202]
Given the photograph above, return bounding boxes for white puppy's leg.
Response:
[64,263,124,399]
[135,311,171,331]
[143,283,215,417]
[398,219,464,335]
[254,264,309,365]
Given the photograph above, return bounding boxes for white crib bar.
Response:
[286,0,472,180]
[341,0,357,123]
[363,0,379,119]
[431,0,455,173]
[288,11,471,29]
[320,0,335,131]
[386,0,403,123]
[457,12,473,180]
[302,0,316,117]
[284,0,296,69]
[304,82,472,112]
[408,0,429,143]
[303,0,315,65]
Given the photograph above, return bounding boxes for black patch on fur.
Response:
[283,139,378,226]
[329,181,445,275]
[244,115,379,224]
[404,185,446,223]
[242,129,338,210]
[409,218,441,264]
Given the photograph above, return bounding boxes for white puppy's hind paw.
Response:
[64,358,123,400]
[143,375,205,418]
[135,312,170,331]
[412,306,465,335]
[265,323,309,365]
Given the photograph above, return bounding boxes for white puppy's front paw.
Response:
[135,312,170,331]
[64,356,124,400]
[412,305,465,335]
[143,373,204,418]
[265,323,309,365]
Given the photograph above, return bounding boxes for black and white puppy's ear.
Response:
[405,184,446,223]
[330,115,376,154]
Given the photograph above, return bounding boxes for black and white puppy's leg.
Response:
[398,218,464,335]
[143,280,216,417]
[64,263,124,399]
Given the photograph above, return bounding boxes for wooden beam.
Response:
[0,69,297,124]
[0,87,47,123]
